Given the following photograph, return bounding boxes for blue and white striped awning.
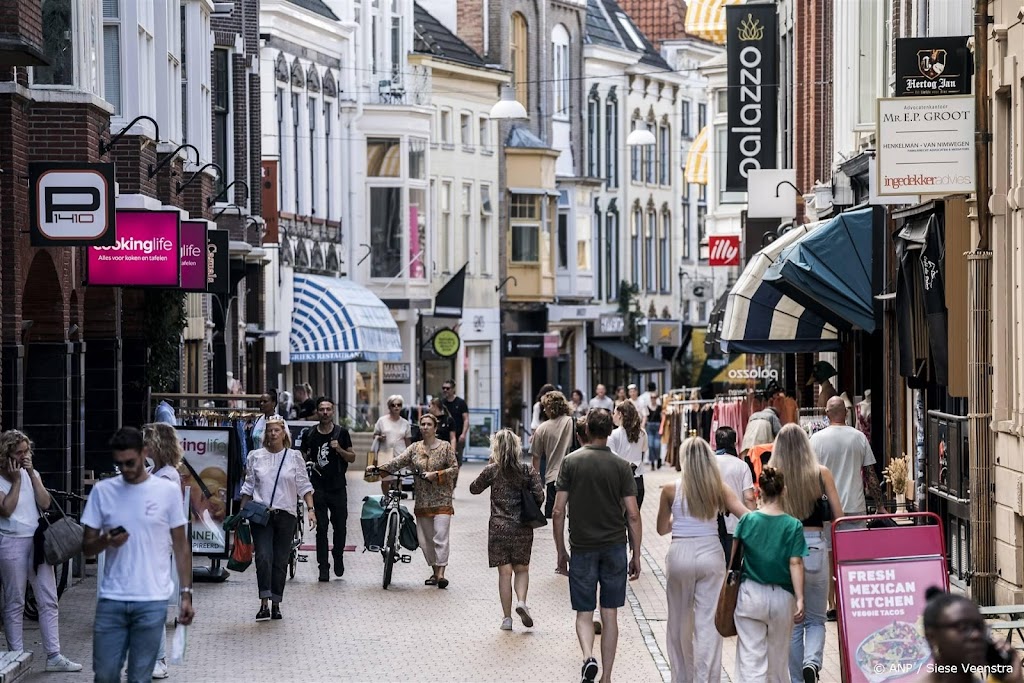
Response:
[290,274,403,362]
[720,223,841,354]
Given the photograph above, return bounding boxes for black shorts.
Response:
[568,544,627,612]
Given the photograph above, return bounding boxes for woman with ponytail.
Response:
[470,429,544,632]
[732,467,808,682]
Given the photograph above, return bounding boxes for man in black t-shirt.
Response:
[300,398,355,581]
[440,379,469,467]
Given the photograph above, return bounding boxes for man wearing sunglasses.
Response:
[82,427,194,683]
[440,380,469,468]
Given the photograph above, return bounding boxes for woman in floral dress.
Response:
[470,429,544,631]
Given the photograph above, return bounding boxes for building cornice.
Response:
[408,54,510,84]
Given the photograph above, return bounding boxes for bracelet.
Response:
[180,587,193,594]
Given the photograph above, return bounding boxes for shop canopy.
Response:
[684,126,710,185]
[684,0,744,44]
[590,339,668,373]
[290,274,403,362]
[720,222,841,353]
[763,207,876,333]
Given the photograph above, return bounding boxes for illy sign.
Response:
[709,236,741,266]
[28,162,116,246]
[726,6,778,192]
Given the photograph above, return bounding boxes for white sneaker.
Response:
[45,654,83,672]
[152,658,169,679]
[500,617,513,631]
[515,602,534,628]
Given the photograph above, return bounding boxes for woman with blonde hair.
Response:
[470,429,544,631]
[656,437,750,683]
[372,394,412,466]
[767,424,843,683]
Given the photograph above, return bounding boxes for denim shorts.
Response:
[568,544,628,612]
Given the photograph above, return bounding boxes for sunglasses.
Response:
[442,386,453,391]
[113,457,140,468]
[389,403,402,408]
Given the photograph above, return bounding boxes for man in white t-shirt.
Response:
[713,426,756,558]
[589,384,615,412]
[82,427,195,683]
[809,397,880,516]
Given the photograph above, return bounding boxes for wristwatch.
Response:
[180,587,193,595]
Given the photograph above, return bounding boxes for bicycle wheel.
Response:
[289,517,302,579]
[382,518,398,589]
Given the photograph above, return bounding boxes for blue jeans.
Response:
[790,530,828,680]
[93,598,168,683]
[646,423,661,465]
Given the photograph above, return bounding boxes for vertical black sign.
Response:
[895,36,972,97]
[207,229,230,295]
[726,5,778,192]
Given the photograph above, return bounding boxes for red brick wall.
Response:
[794,0,833,201]
[0,0,44,64]
[457,0,484,56]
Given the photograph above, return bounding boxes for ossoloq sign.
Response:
[28,162,117,246]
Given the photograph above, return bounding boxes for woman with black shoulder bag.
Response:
[470,429,544,631]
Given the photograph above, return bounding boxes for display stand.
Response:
[831,512,948,683]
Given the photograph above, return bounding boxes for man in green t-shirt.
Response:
[553,409,641,683]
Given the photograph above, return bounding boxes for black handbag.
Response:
[519,466,547,529]
[240,452,287,526]
[816,474,833,522]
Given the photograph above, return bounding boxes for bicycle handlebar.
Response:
[45,489,88,502]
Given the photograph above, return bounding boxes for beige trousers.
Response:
[665,536,727,683]
[417,514,451,567]
[734,580,796,682]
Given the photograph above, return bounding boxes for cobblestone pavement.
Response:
[18,462,843,682]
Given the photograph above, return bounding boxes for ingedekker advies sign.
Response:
[876,96,975,196]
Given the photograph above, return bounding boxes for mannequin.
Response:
[857,390,872,440]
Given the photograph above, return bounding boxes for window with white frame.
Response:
[510,13,528,108]
[697,185,707,261]
[461,182,473,268]
[510,195,540,263]
[181,2,212,162]
[291,90,301,213]
[645,210,656,292]
[370,186,402,277]
[587,88,600,178]
[479,185,493,275]
[440,180,452,273]
[630,117,641,183]
[35,0,103,95]
[605,208,619,301]
[154,0,181,143]
[856,0,882,127]
[102,0,122,111]
[631,206,642,287]
[440,109,452,144]
[645,118,655,184]
[460,112,473,147]
[659,209,671,292]
[213,48,231,188]
[325,99,333,222]
[367,136,427,281]
[680,99,691,138]
[659,122,670,185]
[137,2,156,117]
[389,0,402,79]
[681,186,691,260]
[478,116,491,152]
[551,24,570,120]
[697,102,707,129]
[308,95,318,216]
[577,208,591,271]
[557,190,570,270]
[605,89,618,188]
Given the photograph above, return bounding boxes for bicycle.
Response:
[288,498,308,579]
[366,467,416,589]
[25,489,86,621]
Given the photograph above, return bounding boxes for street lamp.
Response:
[489,85,528,120]
[626,121,656,147]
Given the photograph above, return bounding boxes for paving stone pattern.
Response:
[17,464,843,682]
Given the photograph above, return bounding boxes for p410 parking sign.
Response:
[29,162,116,246]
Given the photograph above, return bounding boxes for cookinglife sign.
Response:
[180,221,208,292]
[895,36,971,97]
[87,210,181,287]
[876,96,975,196]
[726,5,778,192]
[178,428,232,555]
[838,560,940,682]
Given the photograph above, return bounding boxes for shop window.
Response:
[369,186,402,277]
[409,187,427,279]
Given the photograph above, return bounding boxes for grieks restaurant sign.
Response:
[895,36,971,97]
[725,5,778,192]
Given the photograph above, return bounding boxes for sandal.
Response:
[424,576,438,586]
[437,577,449,589]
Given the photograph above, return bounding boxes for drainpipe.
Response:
[967,0,994,605]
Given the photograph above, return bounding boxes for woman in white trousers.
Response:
[656,437,750,683]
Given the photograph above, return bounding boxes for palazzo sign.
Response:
[876,96,975,196]
[726,5,778,192]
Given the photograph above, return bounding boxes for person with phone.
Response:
[0,430,82,672]
[82,427,195,683]
[920,587,1023,683]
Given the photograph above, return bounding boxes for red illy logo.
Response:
[709,236,741,266]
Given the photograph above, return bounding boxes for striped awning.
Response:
[290,274,403,362]
[684,0,744,45]
[684,126,710,185]
[720,223,841,354]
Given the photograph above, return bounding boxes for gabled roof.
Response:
[585,0,672,71]
[413,3,486,67]
[616,0,688,49]
[284,0,338,21]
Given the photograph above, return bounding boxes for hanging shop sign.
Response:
[180,221,208,292]
[648,321,683,347]
[382,362,412,384]
[725,5,778,192]
[87,210,180,287]
[708,235,742,266]
[206,229,230,295]
[688,279,714,303]
[876,96,975,196]
[431,328,460,358]
[29,162,117,246]
[594,313,626,338]
[504,333,560,358]
[895,36,971,97]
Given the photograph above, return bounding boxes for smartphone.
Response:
[109,526,127,537]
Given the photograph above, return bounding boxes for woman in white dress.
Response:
[372,395,412,466]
